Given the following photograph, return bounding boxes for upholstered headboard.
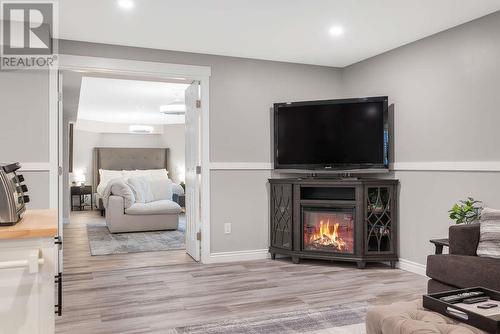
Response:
[93,147,169,191]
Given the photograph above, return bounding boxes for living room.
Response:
[0,1,500,333]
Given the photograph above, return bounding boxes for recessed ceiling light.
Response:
[160,104,186,115]
[329,26,344,37]
[129,125,153,134]
[118,0,134,10]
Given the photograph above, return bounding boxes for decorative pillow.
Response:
[110,179,135,209]
[149,178,173,201]
[477,207,500,259]
[127,177,154,203]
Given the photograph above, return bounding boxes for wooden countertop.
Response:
[0,209,58,240]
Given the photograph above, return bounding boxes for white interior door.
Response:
[57,70,63,273]
[185,81,201,261]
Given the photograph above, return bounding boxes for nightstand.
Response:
[70,185,93,211]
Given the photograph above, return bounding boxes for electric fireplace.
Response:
[269,178,399,268]
[302,208,354,254]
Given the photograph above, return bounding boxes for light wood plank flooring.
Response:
[56,210,427,334]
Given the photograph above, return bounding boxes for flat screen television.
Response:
[273,96,389,172]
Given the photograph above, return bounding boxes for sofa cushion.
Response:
[426,254,500,291]
[125,200,181,215]
[477,207,500,259]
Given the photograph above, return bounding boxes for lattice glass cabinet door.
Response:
[270,183,293,250]
[365,186,394,254]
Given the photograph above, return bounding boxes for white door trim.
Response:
[49,70,59,209]
[51,55,212,263]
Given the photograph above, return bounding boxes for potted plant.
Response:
[368,188,390,213]
[448,197,483,224]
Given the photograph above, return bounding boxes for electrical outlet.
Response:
[224,223,231,234]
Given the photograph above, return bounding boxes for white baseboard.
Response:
[206,249,269,264]
[397,258,427,277]
[205,249,428,278]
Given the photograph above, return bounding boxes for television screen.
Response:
[273,97,388,170]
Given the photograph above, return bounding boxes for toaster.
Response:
[0,162,29,225]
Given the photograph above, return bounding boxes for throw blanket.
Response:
[101,178,135,209]
[477,207,500,259]
[101,178,184,209]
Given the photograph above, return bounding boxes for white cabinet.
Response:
[0,237,56,334]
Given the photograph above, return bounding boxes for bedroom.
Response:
[62,69,198,264]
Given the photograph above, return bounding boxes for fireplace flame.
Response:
[309,219,347,251]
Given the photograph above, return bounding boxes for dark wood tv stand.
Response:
[269,177,399,268]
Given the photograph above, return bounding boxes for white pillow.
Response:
[172,183,185,196]
[122,169,168,181]
[121,170,136,179]
[127,177,154,203]
[134,170,152,179]
[148,169,169,180]
[149,178,173,201]
[99,169,123,188]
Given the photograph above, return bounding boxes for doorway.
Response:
[51,56,211,275]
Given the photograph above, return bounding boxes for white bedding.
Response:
[97,169,170,196]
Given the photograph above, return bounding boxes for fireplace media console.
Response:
[269,178,398,268]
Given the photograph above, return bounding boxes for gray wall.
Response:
[0,70,50,209]
[341,11,500,265]
[59,40,344,253]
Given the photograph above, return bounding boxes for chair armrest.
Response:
[449,223,480,256]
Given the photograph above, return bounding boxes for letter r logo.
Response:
[2,2,53,55]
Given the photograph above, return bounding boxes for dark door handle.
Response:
[55,273,62,316]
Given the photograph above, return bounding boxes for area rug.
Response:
[175,303,367,334]
[86,216,185,256]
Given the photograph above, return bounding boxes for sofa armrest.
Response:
[449,223,480,256]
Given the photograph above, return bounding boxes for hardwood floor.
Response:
[56,210,427,334]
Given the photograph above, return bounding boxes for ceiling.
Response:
[59,0,500,67]
[77,77,189,125]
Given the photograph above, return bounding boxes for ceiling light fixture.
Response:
[118,0,134,10]
[329,25,344,37]
[129,125,153,134]
[160,104,186,115]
